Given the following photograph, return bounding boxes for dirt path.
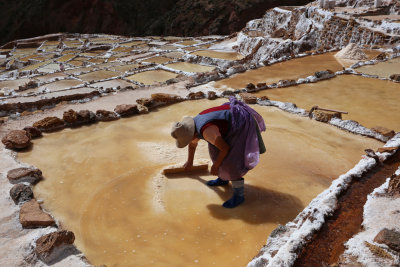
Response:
[293,150,400,267]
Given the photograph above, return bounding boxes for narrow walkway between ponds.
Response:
[293,150,400,267]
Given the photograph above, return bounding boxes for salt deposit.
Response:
[335,43,368,61]
[340,166,400,266]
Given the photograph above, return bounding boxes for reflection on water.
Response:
[18,100,382,267]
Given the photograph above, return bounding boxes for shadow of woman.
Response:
[165,172,304,225]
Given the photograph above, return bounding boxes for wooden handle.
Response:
[316,107,348,114]
[163,164,209,175]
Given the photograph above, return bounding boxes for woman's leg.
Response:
[223,178,245,208]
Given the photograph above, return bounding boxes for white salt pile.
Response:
[335,43,368,60]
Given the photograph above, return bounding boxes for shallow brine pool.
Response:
[211,52,377,91]
[18,99,381,267]
[253,75,400,131]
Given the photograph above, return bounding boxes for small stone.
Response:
[114,104,139,117]
[239,93,257,104]
[33,117,65,132]
[166,78,179,85]
[2,130,32,150]
[222,90,235,96]
[246,83,256,90]
[62,109,79,124]
[256,83,267,89]
[278,79,297,87]
[374,228,400,252]
[96,110,119,122]
[19,199,55,228]
[374,53,389,61]
[388,174,400,195]
[389,74,400,82]
[10,184,33,204]
[207,91,217,100]
[7,167,43,184]
[364,149,379,161]
[312,110,342,123]
[151,93,183,105]
[314,70,335,79]
[136,98,153,107]
[23,126,42,138]
[77,110,97,124]
[137,104,149,114]
[372,126,395,139]
[35,230,75,264]
[377,147,397,153]
[187,91,205,100]
[17,80,38,92]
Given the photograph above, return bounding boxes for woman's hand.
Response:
[203,127,229,177]
[185,138,199,171]
[183,160,193,170]
[210,164,219,176]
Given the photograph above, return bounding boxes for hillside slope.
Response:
[0,0,311,45]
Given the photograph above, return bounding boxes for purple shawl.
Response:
[208,97,266,180]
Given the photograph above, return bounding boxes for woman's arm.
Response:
[184,138,199,170]
[202,125,230,176]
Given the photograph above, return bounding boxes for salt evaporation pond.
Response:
[355,57,400,79]
[211,52,370,91]
[142,56,172,64]
[166,62,215,73]
[253,75,400,131]
[78,70,120,82]
[191,50,245,61]
[18,99,382,267]
[126,70,178,85]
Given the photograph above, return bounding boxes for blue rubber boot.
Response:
[223,178,245,208]
[206,177,229,186]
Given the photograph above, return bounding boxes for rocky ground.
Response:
[0,0,400,266]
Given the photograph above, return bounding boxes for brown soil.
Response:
[293,150,400,267]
